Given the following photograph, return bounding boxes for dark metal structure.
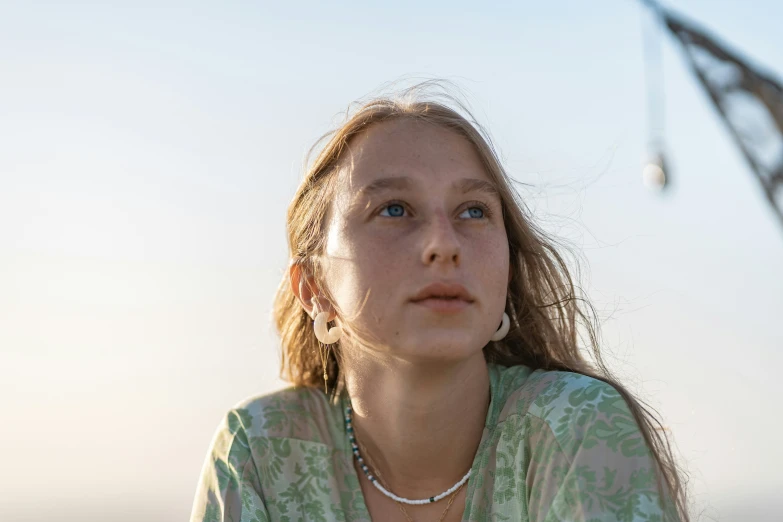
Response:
[644,2,783,230]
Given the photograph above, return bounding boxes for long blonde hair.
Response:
[272,82,688,520]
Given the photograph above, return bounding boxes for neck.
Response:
[341,348,490,498]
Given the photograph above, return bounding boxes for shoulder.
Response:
[486,369,673,521]
[494,366,618,419]
[222,385,339,444]
[496,368,646,458]
[193,387,337,522]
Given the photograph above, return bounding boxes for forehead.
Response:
[335,118,489,191]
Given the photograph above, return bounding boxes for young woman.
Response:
[190,85,688,522]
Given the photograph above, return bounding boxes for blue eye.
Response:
[459,206,485,219]
[380,203,406,217]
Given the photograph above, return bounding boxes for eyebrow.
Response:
[454,178,501,198]
[356,176,414,197]
[356,176,500,199]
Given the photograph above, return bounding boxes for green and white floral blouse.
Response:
[190,363,677,521]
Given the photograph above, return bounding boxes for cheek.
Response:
[472,234,510,296]
[324,227,411,317]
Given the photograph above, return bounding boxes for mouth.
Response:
[411,281,474,302]
[411,296,472,314]
[410,282,474,313]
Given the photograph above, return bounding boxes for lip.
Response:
[410,282,475,312]
[412,297,472,314]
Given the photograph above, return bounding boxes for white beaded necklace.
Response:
[344,403,472,505]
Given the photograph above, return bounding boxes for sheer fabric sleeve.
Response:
[190,409,271,522]
[525,376,679,522]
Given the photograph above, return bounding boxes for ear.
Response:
[289,261,337,321]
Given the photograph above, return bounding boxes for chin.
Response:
[400,336,482,363]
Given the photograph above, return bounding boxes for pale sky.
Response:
[1,1,781,521]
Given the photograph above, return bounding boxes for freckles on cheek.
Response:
[353,232,412,298]
[369,235,411,271]
[473,237,509,288]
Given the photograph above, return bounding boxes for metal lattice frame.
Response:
[662,10,783,230]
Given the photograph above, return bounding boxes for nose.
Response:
[421,212,461,267]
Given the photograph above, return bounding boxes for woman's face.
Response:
[320,118,510,363]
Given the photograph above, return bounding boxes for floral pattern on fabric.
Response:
[190,364,678,521]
